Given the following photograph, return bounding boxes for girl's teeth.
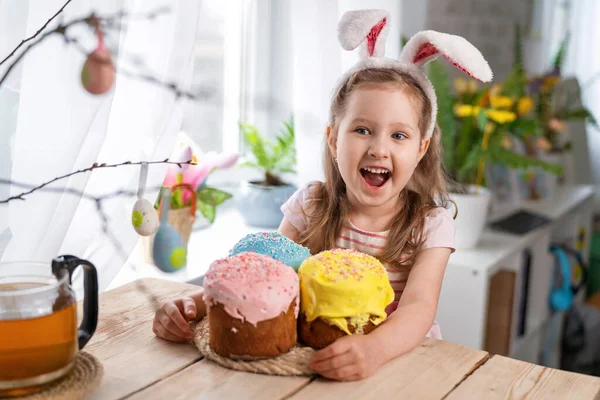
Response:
[363,167,389,174]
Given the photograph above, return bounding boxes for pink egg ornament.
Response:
[81,47,115,95]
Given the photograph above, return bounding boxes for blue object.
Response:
[153,193,187,273]
[236,181,298,228]
[549,245,574,312]
[229,231,311,270]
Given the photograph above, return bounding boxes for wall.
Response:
[425,0,541,80]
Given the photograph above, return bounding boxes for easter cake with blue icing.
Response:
[229,232,310,270]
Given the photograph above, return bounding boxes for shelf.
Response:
[448,184,595,276]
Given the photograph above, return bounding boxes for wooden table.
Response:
[84,279,600,399]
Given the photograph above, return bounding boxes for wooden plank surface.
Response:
[446,355,600,399]
[82,278,200,346]
[128,359,312,400]
[289,338,488,400]
[85,278,204,399]
[85,278,600,400]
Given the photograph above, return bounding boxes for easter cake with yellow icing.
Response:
[297,249,394,349]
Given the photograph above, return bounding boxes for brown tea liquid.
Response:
[0,284,78,382]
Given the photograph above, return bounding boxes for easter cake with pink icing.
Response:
[202,252,299,359]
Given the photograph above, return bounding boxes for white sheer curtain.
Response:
[290,0,402,186]
[0,0,202,294]
[563,0,600,206]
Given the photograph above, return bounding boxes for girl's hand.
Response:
[152,297,197,342]
[310,334,383,381]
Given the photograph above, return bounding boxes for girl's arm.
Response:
[368,247,452,362]
[310,247,451,380]
[152,289,207,342]
[190,289,208,318]
[278,216,302,242]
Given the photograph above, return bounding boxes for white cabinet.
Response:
[436,184,595,365]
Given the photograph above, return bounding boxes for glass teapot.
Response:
[0,255,98,397]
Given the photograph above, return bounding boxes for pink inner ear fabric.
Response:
[413,42,475,79]
[367,18,387,56]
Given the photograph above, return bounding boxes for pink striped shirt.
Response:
[281,181,455,318]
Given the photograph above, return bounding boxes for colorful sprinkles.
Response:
[229,231,311,270]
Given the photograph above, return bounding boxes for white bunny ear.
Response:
[338,9,389,58]
[400,30,493,82]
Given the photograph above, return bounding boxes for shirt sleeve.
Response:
[421,207,455,253]
[280,181,320,232]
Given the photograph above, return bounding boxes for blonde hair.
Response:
[298,68,451,270]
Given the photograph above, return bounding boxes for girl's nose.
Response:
[368,135,389,159]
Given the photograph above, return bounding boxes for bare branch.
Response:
[0,6,171,88]
[0,159,195,204]
[0,0,73,66]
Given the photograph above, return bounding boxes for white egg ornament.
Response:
[131,199,159,236]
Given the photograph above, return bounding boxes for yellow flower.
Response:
[454,104,480,117]
[517,97,533,115]
[490,95,514,109]
[541,75,560,92]
[486,109,517,124]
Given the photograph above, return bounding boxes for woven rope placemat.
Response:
[15,352,103,400]
[193,318,316,376]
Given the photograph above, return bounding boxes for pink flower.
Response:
[162,146,239,205]
[162,146,193,188]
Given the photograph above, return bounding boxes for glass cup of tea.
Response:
[0,255,98,397]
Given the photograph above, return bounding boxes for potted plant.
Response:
[426,27,561,248]
[525,33,598,199]
[236,115,297,228]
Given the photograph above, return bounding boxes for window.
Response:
[181,0,245,154]
[179,0,293,186]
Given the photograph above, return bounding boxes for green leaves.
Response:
[240,122,272,171]
[239,115,296,183]
[553,31,570,70]
[197,201,216,224]
[427,60,456,172]
[489,147,563,175]
[458,146,484,181]
[557,107,599,130]
[197,187,232,206]
[477,109,488,131]
[501,24,527,99]
[196,187,232,223]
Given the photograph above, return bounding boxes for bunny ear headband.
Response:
[333,9,494,139]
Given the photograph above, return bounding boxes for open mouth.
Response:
[360,167,391,188]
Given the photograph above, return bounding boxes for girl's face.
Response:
[328,86,430,211]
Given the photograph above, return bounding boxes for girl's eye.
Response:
[355,128,370,135]
[392,132,407,140]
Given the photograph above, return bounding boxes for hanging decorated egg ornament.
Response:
[131,162,159,236]
[152,193,188,273]
[81,20,115,95]
[132,198,159,236]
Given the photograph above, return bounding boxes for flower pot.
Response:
[517,144,563,201]
[449,185,491,249]
[236,181,297,228]
[537,151,562,199]
[485,162,521,212]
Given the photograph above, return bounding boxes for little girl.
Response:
[152,9,492,382]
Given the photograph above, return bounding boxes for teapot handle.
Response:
[52,255,99,349]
